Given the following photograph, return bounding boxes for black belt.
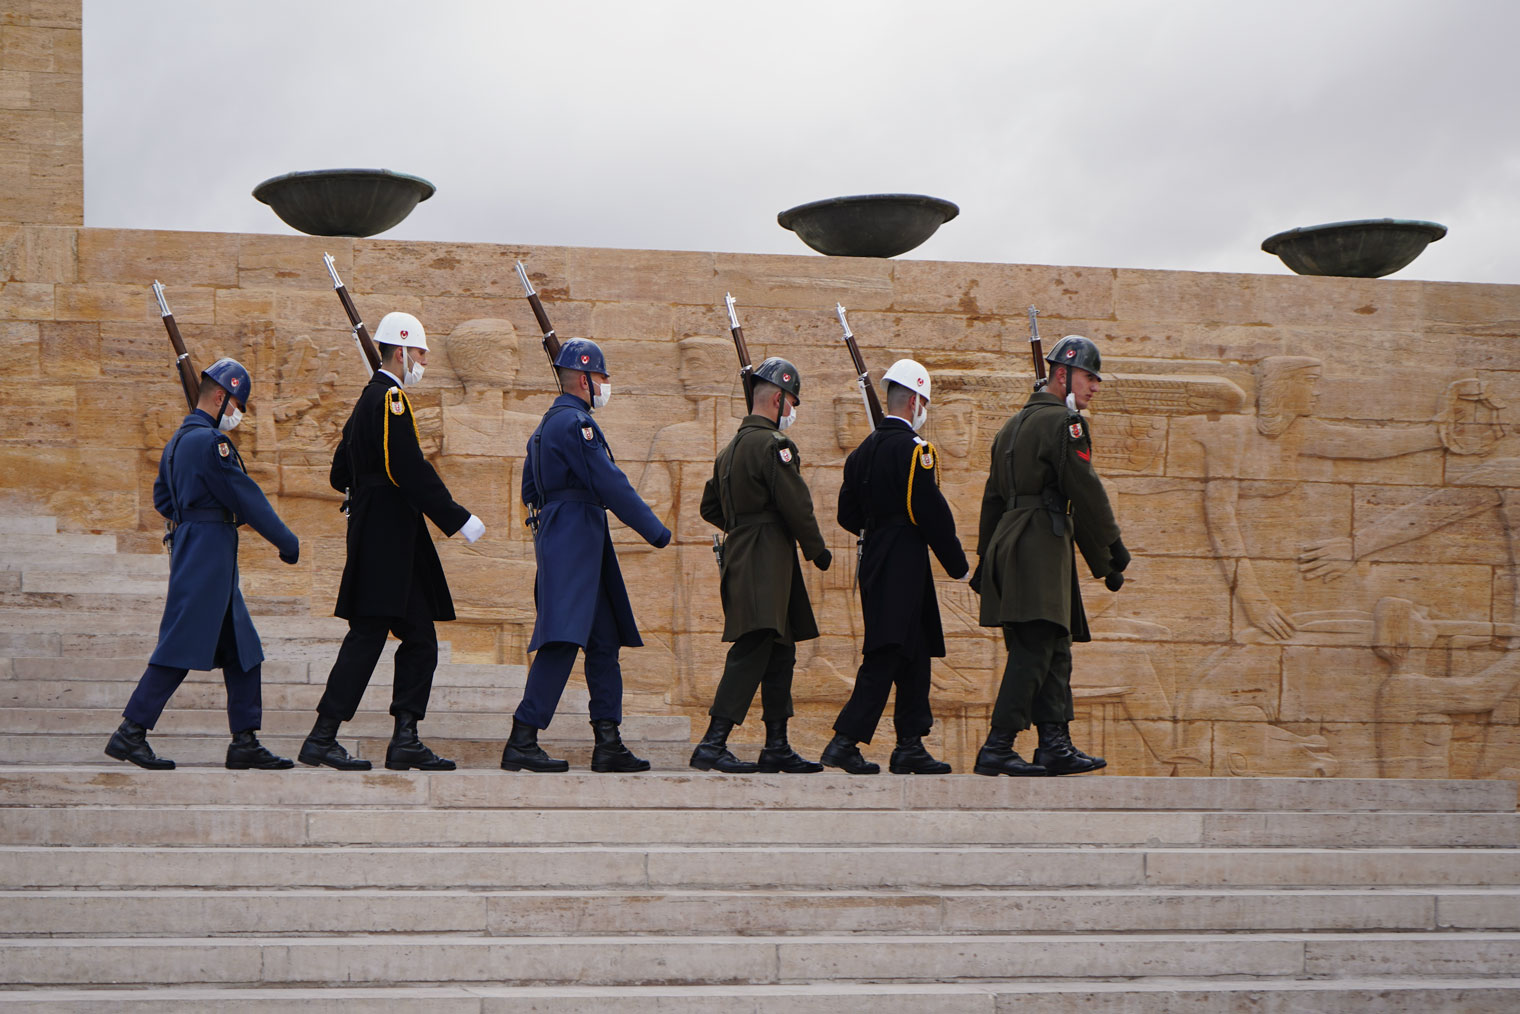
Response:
[1007,493,1069,512]
[544,489,601,505]
[731,510,782,528]
[176,508,235,524]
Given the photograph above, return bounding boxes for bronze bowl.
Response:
[778,193,959,258]
[1261,219,1447,278]
[253,168,436,238]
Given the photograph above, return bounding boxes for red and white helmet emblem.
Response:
[1065,348,1076,359]
[400,330,409,337]
[580,354,590,364]
[230,377,240,388]
[782,373,791,382]
[916,377,924,386]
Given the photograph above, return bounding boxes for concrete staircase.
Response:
[2,516,1519,1010]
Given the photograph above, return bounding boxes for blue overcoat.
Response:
[149,410,299,672]
[522,394,670,651]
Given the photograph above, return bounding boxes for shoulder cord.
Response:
[905,439,940,525]
[528,404,587,516]
[382,388,421,486]
[163,427,189,524]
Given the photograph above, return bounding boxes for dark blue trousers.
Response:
[124,607,262,732]
[516,585,623,729]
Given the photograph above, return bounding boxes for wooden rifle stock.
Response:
[152,281,199,410]
[835,304,885,428]
[724,293,755,413]
[323,253,381,376]
[515,262,563,392]
[1028,304,1048,391]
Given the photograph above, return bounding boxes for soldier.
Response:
[691,357,832,774]
[299,312,485,772]
[972,335,1129,776]
[105,358,300,770]
[501,339,671,773]
[821,360,969,775]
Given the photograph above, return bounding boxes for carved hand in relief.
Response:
[1297,536,1354,582]
[1240,589,1295,641]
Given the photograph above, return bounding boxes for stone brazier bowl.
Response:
[778,194,960,258]
[253,169,436,237]
[1260,219,1447,278]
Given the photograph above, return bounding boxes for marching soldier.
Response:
[501,339,671,773]
[299,313,486,772]
[971,335,1129,776]
[105,358,300,770]
[822,360,968,775]
[691,358,831,774]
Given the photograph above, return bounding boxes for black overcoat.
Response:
[330,371,471,621]
[838,416,968,656]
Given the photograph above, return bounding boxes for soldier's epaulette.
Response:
[382,386,420,485]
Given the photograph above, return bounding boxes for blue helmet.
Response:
[201,357,251,409]
[553,338,608,376]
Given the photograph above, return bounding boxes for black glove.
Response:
[280,545,299,566]
[813,549,833,572]
[969,560,983,595]
[1104,570,1124,592]
[1109,537,1131,572]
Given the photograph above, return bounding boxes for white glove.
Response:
[460,514,485,543]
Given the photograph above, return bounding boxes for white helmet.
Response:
[882,358,931,403]
[374,311,428,351]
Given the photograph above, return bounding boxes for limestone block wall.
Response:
[3,0,1518,776]
[1,224,1518,779]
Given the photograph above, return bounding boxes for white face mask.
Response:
[910,398,928,432]
[778,400,797,431]
[218,405,242,432]
[402,350,425,388]
[592,379,612,410]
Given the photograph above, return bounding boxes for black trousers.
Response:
[317,580,438,722]
[991,619,1074,732]
[709,628,796,725]
[833,629,933,745]
[515,584,624,729]
[125,607,261,732]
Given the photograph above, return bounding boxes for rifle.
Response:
[322,253,381,376]
[834,304,885,428]
[515,262,563,393]
[723,293,755,413]
[152,280,199,410]
[1028,304,1048,392]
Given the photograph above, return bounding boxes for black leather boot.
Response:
[297,714,372,770]
[104,718,174,770]
[590,719,650,773]
[1034,722,1106,775]
[820,733,880,774]
[385,711,456,771]
[757,718,823,773]
[500,717,569,772]
[889,735,952,775]
[225,729,293,770]
[689,717,760,773]
[973,726,1046,777]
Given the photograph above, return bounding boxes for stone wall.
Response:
[3,0,1518,777]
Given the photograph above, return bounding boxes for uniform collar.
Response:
[1028,391,1065,408]
[377,367,403,387]
[741,413,779,431]
[187,409,216,427]
[553,392,591,412]
[881,414,914,430]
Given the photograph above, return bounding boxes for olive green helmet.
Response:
[752,357,802,403]
[1045,335,1102,381]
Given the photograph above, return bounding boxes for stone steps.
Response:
[3,931,1519,987]
[6,886,1520,938]
[2,981,1520,1014]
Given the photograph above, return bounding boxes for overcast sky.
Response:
[82,0,1519,284]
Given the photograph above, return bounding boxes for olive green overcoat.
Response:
[975,392,1122,639]
[700,415,829,643]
